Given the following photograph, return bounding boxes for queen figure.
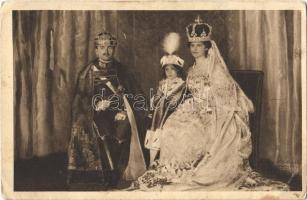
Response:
[130,17,289,191]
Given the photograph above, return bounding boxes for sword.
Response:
[92,122,114,171]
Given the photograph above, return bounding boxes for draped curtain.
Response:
[227,11,301,175]
[14,11,120,159]
[14,10,301,175]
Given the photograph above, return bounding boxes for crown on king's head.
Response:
[186,16,212,42]
[95,31,117,46]
[160,55,184,68]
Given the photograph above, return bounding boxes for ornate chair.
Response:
[230,69,264,170]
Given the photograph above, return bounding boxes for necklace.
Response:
[191,60,212,114]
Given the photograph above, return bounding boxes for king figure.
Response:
[67,32,146,188]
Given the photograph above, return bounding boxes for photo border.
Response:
[1,0,306,199]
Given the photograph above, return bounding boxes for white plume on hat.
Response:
[162,32,180,54]
[160,32,184,68]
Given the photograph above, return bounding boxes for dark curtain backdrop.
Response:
[13,10,301,175]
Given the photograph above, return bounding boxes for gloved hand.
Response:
[114,111,127,121]
[95,100,111,111]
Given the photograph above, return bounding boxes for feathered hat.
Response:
[160,32,184,68]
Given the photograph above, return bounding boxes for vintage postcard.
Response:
[0,0,306,199]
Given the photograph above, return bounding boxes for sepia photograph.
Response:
[1,0,306,199]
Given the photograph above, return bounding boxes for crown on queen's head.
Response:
[95,31,117,46]
[186,16,212,42]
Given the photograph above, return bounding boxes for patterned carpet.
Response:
[239,171,289,191]
[14,153,301,191]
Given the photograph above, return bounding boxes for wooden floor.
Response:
[14,153,302,191]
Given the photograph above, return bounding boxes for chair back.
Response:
[230,70,264,169]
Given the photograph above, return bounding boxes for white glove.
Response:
[115,111,127,121]
[95,100,111,111]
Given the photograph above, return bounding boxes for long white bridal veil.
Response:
[208,40,232,77]
[209,39,254,113]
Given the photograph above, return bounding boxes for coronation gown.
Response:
[131,41,289,191]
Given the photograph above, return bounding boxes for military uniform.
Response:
[67,32,146,187]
